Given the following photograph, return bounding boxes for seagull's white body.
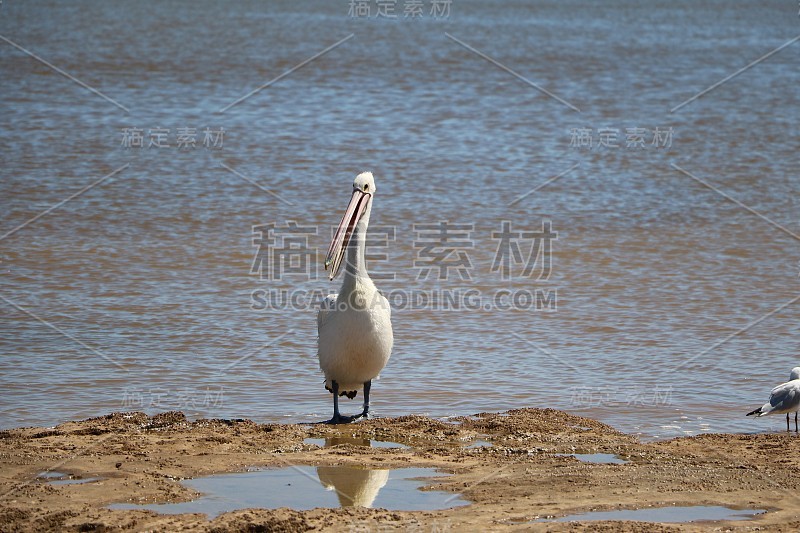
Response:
[747,367,800,431]
[317,172,393,420]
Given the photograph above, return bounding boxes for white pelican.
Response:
[317,172,393,424]
[746,367,800,432]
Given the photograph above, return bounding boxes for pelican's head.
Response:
[790,367,800,381]
[353,171,376,195]
[324,172,376,280]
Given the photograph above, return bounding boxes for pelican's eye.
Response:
[364,184,369,191]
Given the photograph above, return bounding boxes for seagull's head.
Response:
[791,367,800,381]
[324,172,376,280]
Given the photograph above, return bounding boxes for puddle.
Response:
[556,453,628,464]
[465,440,493,449]
[110,466,466,518]
[303,437,408,449]
[38,471,101,485]
[51,477,102,486]
[537,505,765,523]
[38,471,68,480]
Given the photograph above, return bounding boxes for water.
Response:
[536,505,766,524]
[38,472,102,485]
[1,1,799,438]
[110,467,466,517]
[556,453,628,464]
[49,476,102,486]
[303,437,408,448]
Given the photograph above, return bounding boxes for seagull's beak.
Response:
[324,188,371,280]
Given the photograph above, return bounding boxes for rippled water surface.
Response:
[1,1,799,438]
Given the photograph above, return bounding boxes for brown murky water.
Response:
[1,0,798,438]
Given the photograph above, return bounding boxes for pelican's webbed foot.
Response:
[325,380,372,424]
[327,413,355,425]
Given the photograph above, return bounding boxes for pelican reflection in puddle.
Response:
[316,466,390,507]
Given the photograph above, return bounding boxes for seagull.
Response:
[317,172,393,424]
[746,367,800,432]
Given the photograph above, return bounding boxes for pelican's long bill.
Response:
[324,188,372,280]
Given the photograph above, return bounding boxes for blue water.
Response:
[110,466,466,516]
[1,0,799,438]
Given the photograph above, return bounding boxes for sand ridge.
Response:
[1,408,799,532]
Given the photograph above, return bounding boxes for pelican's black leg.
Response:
[787,413,790,432]
[354,380,371,420]
[328,380,353,424]
[795,412,798,432]
[332,380,341,420]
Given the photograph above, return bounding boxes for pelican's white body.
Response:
[317,172,393,395]
[317,285,393,393]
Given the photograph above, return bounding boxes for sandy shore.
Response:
[1,408,799,532]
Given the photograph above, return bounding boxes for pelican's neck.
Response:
[340,201,374,295]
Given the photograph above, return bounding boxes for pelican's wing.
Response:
[767,381,800,414]
[317,293,338,334]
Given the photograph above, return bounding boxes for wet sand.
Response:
[1,408,798,532]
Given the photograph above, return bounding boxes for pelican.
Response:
[746,367,800,432]
[316,466,390,507]
[317,172,393,424]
